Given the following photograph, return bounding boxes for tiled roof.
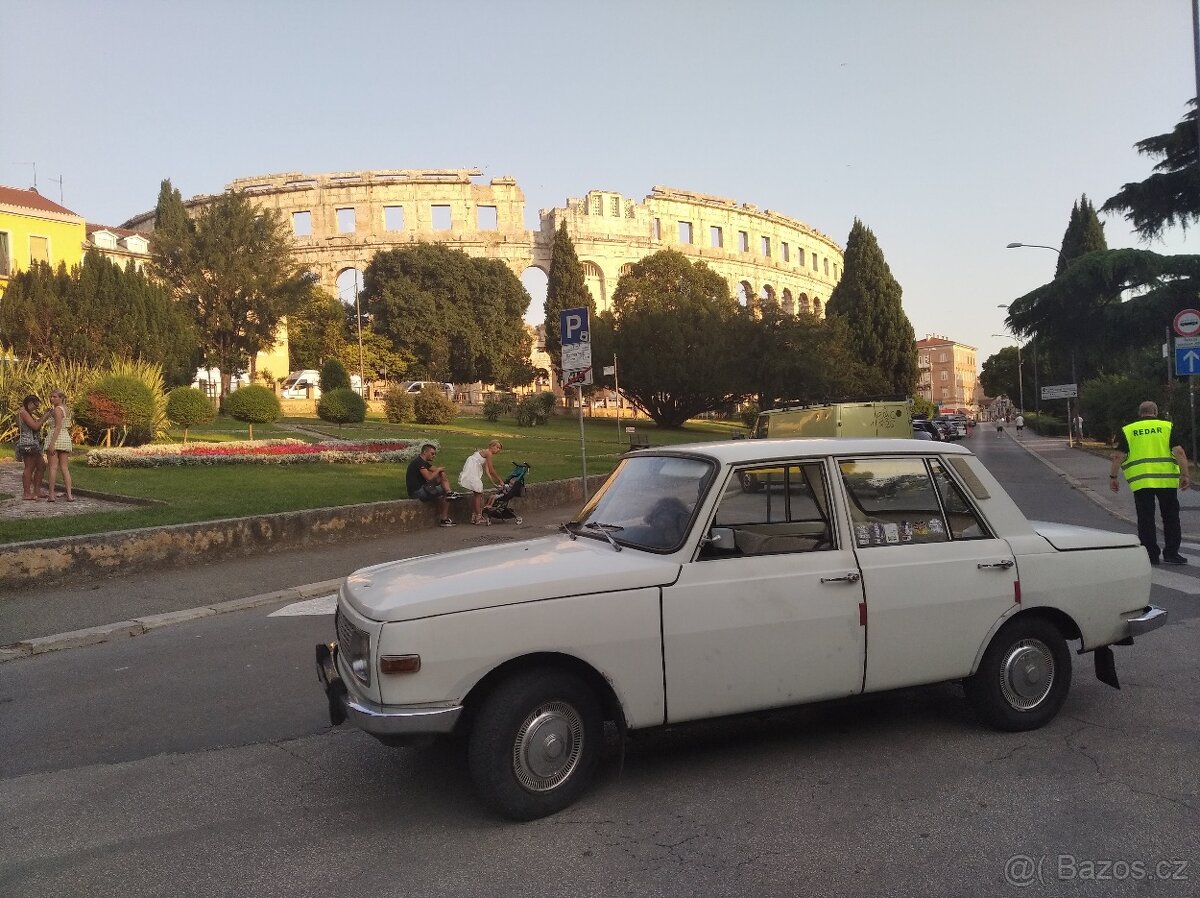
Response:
[0,185,81,217]
[87,223,147,239]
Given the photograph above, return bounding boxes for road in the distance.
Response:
[1,432,1197,898]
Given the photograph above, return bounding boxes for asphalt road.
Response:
[1,431,1197,898]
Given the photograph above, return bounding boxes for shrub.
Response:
[384,389,414,423]
[74,374,157,446]
[165,386,216,442]
[515,392,555,427]
[318,387,367,428]
[413,386,458,425]
[223,384,281,440]
[320,359,351,392]
[482,392,516,422]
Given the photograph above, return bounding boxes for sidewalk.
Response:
[1006,431,1200,533]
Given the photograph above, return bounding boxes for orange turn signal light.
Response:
[380,654,422,674]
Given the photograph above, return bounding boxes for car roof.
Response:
[630,437,974,465]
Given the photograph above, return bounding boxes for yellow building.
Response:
[0,186,86,297]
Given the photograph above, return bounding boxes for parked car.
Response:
[934,416,967,439]
[912,418,944,441]
[401,380,455,399]
[316,438,1164,820]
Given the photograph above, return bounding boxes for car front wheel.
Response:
[965,616,1072,732]
[468,668,602,820]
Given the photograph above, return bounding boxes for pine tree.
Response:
[543,221,595,378]
[824,219,917,396]
[1057,195,1108,275]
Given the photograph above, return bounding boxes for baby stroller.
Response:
[484,462,531,524]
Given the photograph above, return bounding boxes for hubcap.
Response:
[512,701,584,792]
[1000,638,1055,710]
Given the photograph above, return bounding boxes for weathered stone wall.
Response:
[123,171,844,319]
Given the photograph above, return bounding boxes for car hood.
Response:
[1032,521,1141,551]
[341,535,681,622]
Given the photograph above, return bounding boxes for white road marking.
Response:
[269,594,337,617]
[1151,567,1200,594]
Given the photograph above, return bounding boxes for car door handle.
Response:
[977,559,1015,570]
[820,572,862,584]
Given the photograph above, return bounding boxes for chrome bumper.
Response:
[1126,605,1168,638]
[315,642,463,737]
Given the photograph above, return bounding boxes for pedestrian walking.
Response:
[1109,400,1190,565]
[1073,414,1084,441]
[1014,413,1025,437]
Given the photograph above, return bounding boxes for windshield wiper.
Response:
[584,522,623,552]
[560,521,579,540]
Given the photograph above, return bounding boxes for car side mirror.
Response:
[703,527,737,552]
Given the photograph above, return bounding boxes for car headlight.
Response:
[335,609,372,688]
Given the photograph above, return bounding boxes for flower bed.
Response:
[87,438,429,468]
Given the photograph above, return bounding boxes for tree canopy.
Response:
[0,251,197,384]
[151,183,314,395]
[1101,99,1199,240]
[610,250,743,427]
[363,243,534,386]
[824,219,917,396]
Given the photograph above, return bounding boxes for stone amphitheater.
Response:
[124,170,843,317]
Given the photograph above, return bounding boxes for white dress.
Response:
[459,451,486,493]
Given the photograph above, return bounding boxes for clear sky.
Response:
[3,0,1196,367]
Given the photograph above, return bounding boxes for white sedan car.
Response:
[316,438,1165,820]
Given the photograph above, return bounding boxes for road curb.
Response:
[1009,433,1138,528]
[1,577,345,663]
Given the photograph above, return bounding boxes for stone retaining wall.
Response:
[0,475,607,591]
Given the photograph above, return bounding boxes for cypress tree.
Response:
[543,221,596,377]
[1057,195,1108,275]
[825,219,917,397]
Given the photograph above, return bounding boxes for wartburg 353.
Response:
[316,438,1165,819]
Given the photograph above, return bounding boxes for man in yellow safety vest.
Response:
[1109,400,1191,565]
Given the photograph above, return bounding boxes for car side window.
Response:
[929,459,991,540]
[706,462,835,556]
[839,457,949,547]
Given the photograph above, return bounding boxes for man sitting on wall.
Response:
[406,443,459,527]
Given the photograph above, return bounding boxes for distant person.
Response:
[15,394,48,500]
[460,439,503,525]
[406,443,457,527]
[1110,401,1190,565]
[43,389,74,502]
[1073,415,1084,441]
[1014,413,1025,436]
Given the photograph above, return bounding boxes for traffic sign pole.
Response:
[560,307,592,499]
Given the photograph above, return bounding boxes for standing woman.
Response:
[16,394,48,500]
[459,439,503,525]
[43,389,74,502]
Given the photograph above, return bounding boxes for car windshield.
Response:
[573,455,714,552]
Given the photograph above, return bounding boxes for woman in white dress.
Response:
[459,439,503,524]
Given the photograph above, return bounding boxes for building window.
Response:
[591,196,603,215]
[738,231,749,252]
[797,248,805,267]
[940,371,949,381]
[653,218,661,240]
[292,211,312,236]
[336,208,356,233]
[0,231,9,275]
[761,236,771,258]
[610,196,621,217]
[431,205,452,230]
[710,226,723,248]
[678,221,693,244]
[824,257,830,275]
[940,352,947,362]
[29,235,49,265]
[781,242,789,262]
[384,206,405,231]
[477,205,498,230]
[812,253,819,271]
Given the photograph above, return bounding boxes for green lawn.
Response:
[3,413,744,543]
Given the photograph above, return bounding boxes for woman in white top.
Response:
[44,389,74,502]
[459,439,503,525]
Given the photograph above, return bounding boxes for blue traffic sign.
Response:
[559,307,590,345]
[1175,346,1200,375]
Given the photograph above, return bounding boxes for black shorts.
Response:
[412,482,446,503]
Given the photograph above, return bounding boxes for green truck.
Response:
[753,401,912,439]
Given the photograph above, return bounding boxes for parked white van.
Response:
[281,370,364,399]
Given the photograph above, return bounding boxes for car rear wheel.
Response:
[965,616,1072,731]
[468,668,602,820]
